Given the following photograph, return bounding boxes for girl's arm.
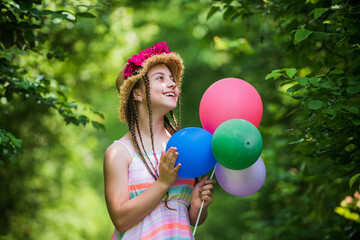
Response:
[188,176,216,226]
[104,144,180,233]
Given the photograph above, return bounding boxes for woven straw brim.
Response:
[116,52,184,124]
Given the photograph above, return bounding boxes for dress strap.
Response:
[114,139,134,156]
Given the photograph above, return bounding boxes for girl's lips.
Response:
[163,91,176,97]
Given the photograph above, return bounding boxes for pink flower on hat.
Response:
[123,41,172,79]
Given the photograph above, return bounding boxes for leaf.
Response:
[2,54,13,61]
[345,106,359,114]
[92,109,105,119]
[320,81,334,89]
[285,68,297,78]
[78,115,89,126]
[295,77,309,86]
[308,77,320,86]
[62,11,76,21]
[330,69,344,74]
[67,103,77,109]
[207,6,220,20]
[353,118,360,126]
[308,100,323,109]
[223,6,236,21]
[291,95,306,100]
[346,86,360,94]
[75,12,96,18]
[311,8,329,19]
[77,4,101,10]
[280,79,295,87]
[321,108,335,115]
[287,84,302,93]
[91,121,105,130]
[6,132,23,148]
[349,173,360,189]
[265,69,283,80]
[29,7,40,17]
[312,32,331,40]
[287,107,301,116]
[40,10,55,15]
[294,29,313,44]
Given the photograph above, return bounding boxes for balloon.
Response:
[199,78,263,134]
[215,157,266,197]
[212,119,262,170]
[166,127,217,178]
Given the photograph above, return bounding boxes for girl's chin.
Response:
[158,104,178,113]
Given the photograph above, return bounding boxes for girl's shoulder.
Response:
[104,132,134,167]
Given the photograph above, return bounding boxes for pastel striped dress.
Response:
[112,140,195,240]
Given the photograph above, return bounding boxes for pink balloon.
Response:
[199,78,263,133]
[215,157,266,197]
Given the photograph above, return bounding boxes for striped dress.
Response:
[112,140,195,240]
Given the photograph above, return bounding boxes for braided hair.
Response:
[125,69,181,210]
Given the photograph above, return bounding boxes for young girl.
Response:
[104,42,216,240]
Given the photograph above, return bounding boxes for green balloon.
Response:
[211,119,263,170]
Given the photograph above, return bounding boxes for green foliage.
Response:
[350,174,360,189]
[0,0,107,239]
[0,128,22,164]
[0,0,104,164]
[207,0,360,239]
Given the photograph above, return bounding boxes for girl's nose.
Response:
[166,77,177,88]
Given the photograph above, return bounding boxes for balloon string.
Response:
[192,164,217,237]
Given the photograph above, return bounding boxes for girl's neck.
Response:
[136,109,170,151]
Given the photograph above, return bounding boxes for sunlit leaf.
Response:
[294,29,313,43]
[311,8,329,19]
[350,173,360,189]
[285,68,297,78]
[295,77,309,86]
[265,69,283,80]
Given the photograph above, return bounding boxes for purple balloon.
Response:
[215,157,266,197]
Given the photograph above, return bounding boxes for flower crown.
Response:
[123,41,172,79]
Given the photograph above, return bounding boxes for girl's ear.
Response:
[132,87,144,102]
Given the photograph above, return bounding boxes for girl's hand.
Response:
[158,147,181,188]
[191,176,216,209]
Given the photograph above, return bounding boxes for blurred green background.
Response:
[1,0,359,239]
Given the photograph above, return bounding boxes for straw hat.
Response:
[116,41,184,124]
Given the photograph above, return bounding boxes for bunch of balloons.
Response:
[166,78,266,197]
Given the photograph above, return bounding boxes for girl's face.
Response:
[147,63,179,112]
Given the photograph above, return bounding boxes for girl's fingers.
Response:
[201,183,215,191]
[201,189,212,196]
[169,151,178,167]
[196,176,209,188]
[167,148,175,163]
[205,179,216,185]
[161,149,168,164]
[173,163,181,173]
[161,147,173,165]
[201,195,212,202]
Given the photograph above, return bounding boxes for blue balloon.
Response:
[166,127,217,178]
